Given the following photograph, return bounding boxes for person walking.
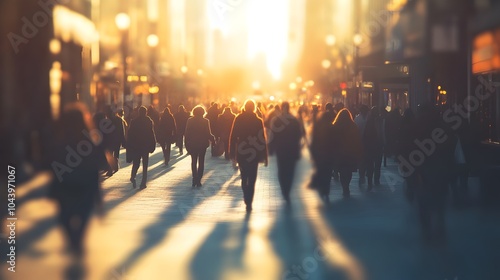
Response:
[230,99,268,212]
[217,107,236,160]
[269,102,303,203]
[330,108,363,197]
[50,103,105,258]
[127,106,156,189]
[104,106,126,175]
[362,106,384,189]
[185,105,216,187]
[174,105,190,155]
[354,105,369,184]
[157,107,177,166]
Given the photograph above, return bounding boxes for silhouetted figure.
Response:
[174,105,190,155]
[330,108,362,197]
[148,105,160,136]
[363,106,384,189]
[127,106,156,189]
[206,102,220,156]
[414,104,454,244]
[185,106,215,187]
[230,99,268,212]
[104,106,126,174]
[396,108,418,202]
[269,102,303,203]
[264,104,281,130]
[354,105,370,184]
[157,107,177,166]
[385,108,402,158]
[50,103,105,258]
[217,107,236,160]
[117,108,129,138]
[310,103,336,202]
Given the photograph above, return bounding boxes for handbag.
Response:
[212,140,225,157]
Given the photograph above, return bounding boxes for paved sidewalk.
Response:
[1,146,500,280]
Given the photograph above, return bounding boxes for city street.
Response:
[2,146,500,280]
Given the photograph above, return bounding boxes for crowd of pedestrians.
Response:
[48,96,478,259]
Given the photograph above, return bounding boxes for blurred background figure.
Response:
[185,105,215,187]
[49,103,105,259]
[174,105,190,155]
[362,106,384,190]
[269,102,303,204]
[230,99,268,212]
[104,106,126,175]
[206,102,221,157]
[354,104,370,185]
[330,108,362,198]
[217,107,236,160]
[127,106,156,189]
[157,107,177,166]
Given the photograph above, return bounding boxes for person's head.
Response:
[138,106,147,117]
[325,103,334,112]
[192,105,206,117]
[104,105,113,117]
[223,107,232,114]
[274,104,281,111]
[163,107,172,115]
[333,108,354,126]
[61,102,96,143]
[359,104,370,116]
[178,104,186,112]
[334,102,344,112]
[117,108,124,117]
[244,99,256,113]
[281,102,290,113]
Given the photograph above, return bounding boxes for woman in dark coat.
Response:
[229,99,268,212]
[217,107,236,160]
[157,107,177,165]
[330,108,363,197]
[174,105,190,155]
[184,105,216,187]
[127,106,157,189]
[50,103,105,258]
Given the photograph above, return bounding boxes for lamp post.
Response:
[115,13,131,113]
[353,33,363,106]
[147,34,159,106]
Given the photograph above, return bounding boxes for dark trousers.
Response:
[58,202,92,255]
[190,148,207,183]
[239,161,259,207]
[277,157,297,201]
[222,138,230,159]
[339,170,353,194]
[112,145,120,159]
[131,152,149,186]
[177,134,185,153]
[161,142,171,164]
[366,149,383,185]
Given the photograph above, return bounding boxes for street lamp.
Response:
[115,13,130,113]
[147,34,159,106]
[353,33,363,106]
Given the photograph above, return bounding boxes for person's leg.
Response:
[179,135,184,154]
[191,152,199,186]
[223,138,230,160]
[239,162,250,206]
[277,157,288,201]
[197,148,207,185]
[374,149,383,185]
[246,162,259,210]
[340,170,352,196]
[140,153,149,187]
[160,143,167,163]
[358,156,366,184]
[165,142,171,164]
[366,156,374,189]
[131,156,140,187]
[281,159,296,202]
